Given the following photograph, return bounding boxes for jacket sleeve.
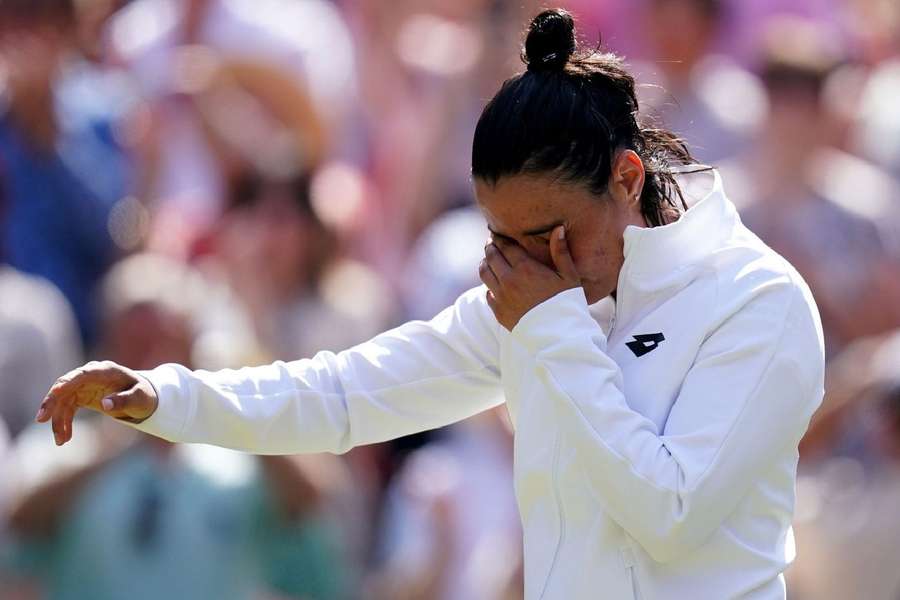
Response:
[128,286,503,455]
[508,283,824,563]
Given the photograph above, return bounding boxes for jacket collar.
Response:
[618,168,737,294]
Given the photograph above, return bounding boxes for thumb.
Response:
[100,385,153,421]
[549,225,579,283]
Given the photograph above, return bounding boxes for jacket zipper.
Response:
[622,546,642,600]
[608,299,618,341]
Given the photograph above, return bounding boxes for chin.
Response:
[582,286,610,305]
[579,275,617,304]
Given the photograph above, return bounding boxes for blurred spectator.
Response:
[206,169,393,361]
[401,205,486,321]
[634,0,766,163]
[99,251,259,370]
[788,330,900,599]
[106,0,357,254]
[340,0,517,279]
[0,265,81,439]
[0,414,24,599]
[723,16,900,358]
[2,253,353,600]
[853,56,900,179]
[821,1,900,183]
[0,171,82,439]
[0,0,134,348]
[722,0,848,65]
[206,167,400,574]
[369,409,521,600]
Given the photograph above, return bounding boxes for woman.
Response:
[37,9,824,599]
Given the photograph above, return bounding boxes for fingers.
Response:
[549,225,579,282]
[491,236,529,266]
[49,399,74,446]
[60,404,75,445]
[100,386,149,420]
[484,243,511,277]
[37,360,142,445]
[37,366,82,424]
[38,362,97,420]
[478,257,499,290]
[51,406,65,446]
[479,243,511,291]
[486,289,499,312]
[35,402,51,423]
[48,389,77,445]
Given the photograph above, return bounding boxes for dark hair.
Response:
[472,8,702,227]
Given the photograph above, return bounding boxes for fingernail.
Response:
[35,407,46,422]
[102,397,114,411]
[558,226,566,240]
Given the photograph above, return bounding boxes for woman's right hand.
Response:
[35,361,159,446]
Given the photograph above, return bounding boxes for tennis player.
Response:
[36,9,824,599]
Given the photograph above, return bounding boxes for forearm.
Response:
[132,359,356,454]
[127,287,504,454]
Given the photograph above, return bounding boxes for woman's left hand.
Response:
[479,225,582,330]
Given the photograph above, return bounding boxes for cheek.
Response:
[572,235,619,280]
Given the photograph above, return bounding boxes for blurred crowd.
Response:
[0,0,898,598]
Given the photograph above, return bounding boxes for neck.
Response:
[658,204,683,226]
[642,202,682,228]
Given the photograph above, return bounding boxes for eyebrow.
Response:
[488,219,563,239]
[487,227,514,241]
[523,221,564,236]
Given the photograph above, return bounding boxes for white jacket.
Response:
[130,170,824,599]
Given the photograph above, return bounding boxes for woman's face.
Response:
[474,173,645,304]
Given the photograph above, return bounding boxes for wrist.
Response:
[511,287,600,353]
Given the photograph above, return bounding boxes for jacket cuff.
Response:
[511,287,604,354]
[124,365,191,441]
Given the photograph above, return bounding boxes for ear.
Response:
[608,150,645,211]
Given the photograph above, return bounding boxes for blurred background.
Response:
[0,0,898,598]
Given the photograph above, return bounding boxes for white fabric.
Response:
[130,170,825,599]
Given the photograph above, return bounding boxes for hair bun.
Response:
[523,9,576,72]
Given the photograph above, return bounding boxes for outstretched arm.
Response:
[37,287,504,454]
